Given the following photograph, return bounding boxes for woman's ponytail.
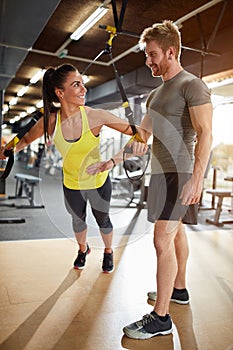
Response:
[42,68,59,143]
[42,64,78,144]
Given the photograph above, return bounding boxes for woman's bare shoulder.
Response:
[84,106,105,120]
[84,105,101,114]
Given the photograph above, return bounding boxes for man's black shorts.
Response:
[147,173,198,224]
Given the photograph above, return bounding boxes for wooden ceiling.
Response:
[1,0,233,124]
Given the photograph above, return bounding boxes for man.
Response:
[122,20,212,339]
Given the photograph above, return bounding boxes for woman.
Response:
[1,64,142,273]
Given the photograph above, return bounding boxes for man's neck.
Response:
[162,63,183,82]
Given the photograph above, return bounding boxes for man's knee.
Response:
[153,220,180,252]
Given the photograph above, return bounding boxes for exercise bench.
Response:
[205,189,233,227]
[9,173,44,209]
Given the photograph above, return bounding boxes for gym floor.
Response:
[0,160,232,350]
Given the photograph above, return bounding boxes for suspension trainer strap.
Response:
[105,2,150,180]
[111,0,119,31]
[111,58,137,135]
[109,53,150,181]
[0,110,43,180]
[117,0,128,32]
[81,1,150,181]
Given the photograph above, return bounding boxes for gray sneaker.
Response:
[147,288,190,305]
[123,311,172,339]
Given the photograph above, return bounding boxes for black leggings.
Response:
[63,176,113,234]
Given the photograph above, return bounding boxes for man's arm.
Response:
[180,103,213,205]
[138,114,153,142]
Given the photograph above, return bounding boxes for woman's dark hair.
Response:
[42,64,77,143]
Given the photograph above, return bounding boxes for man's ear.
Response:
[168,46,176,60]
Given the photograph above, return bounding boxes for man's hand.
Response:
[127,140,149,156]
[180,175,203,206]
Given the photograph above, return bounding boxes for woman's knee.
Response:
[100,226,113,234]
[94,212,113,233]
[72,217,87,233]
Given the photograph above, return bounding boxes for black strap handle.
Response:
[0,150,14,180]
[0,110,43,180]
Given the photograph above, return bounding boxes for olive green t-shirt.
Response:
[146,70,211,174]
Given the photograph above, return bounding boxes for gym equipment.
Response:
[0,110,43,223]
[8,173,44,209]
[82,0,150,183]
[1,110,43,180]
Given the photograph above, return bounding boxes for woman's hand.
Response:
[0,146,7,160]
[86,159,114,175]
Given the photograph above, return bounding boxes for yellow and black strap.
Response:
[1,110,43,179]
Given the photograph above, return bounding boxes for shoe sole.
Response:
[170,298,190,305]
[123,328,173,339]
[147,293,189,305]
[102,267,114,274]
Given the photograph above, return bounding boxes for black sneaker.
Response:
[102,251,114,273]
[147,288,190,305]
[123,311,172,339]
[73,244,91,270]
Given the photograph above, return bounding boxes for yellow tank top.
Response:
[53,106,108,190]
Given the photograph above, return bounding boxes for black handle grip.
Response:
[3,149,13,157]
[99,25,107,30]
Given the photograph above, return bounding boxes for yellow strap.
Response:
[128,133,145,144]
[122,101,129,108]
[107,32,116,47]
[105,25,117,34]
[5,136,20,150]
